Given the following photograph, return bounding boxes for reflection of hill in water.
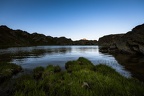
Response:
[112,54,144,82]
[0,46,72,62]
[74,47,98,52]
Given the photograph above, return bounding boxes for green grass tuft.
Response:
[12,57,144,96]
[0,62,22,83]
[65,57,94,72]
[33,66,44,79]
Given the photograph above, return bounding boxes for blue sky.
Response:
[0,0,144,40]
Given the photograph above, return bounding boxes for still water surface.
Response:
[0,46,131,78]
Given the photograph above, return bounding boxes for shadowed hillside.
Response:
[0,25,97,48]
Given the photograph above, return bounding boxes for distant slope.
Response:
[0,25,97,47]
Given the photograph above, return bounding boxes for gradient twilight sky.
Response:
[0,0,144,40]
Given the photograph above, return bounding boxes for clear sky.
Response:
[0,0,144,40]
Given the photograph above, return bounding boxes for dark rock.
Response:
[98,23,144,55]
[98,34,124,53]
[98,34,124,46]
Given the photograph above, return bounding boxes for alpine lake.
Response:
[0,45,144,81]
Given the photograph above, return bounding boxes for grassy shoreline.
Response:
[0,57,144,96]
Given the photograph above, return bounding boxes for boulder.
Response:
[98,34,124,53]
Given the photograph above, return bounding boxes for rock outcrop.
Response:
[98,34,124,53]
[98,24,144,55]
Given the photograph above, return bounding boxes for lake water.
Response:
[0,46,132,78]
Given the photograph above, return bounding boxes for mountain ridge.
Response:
[0,25,97,48]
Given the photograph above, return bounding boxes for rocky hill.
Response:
[0,25,97,48]
[98,24,144,55]
[74,39,97,45]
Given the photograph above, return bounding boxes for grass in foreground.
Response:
[13,57,144,96]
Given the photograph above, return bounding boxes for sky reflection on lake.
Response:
[0,46,131,78]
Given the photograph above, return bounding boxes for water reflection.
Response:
[0,46,72,62]
[0,46,131,78]
[74,46,98,53]
[112,54,144,81]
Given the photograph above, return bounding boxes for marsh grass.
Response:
[13,57,144,96]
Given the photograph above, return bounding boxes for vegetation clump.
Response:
[7,57,144,96]
[33,66,45,80]
[65,57,94,72]
[0,62,22,83]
